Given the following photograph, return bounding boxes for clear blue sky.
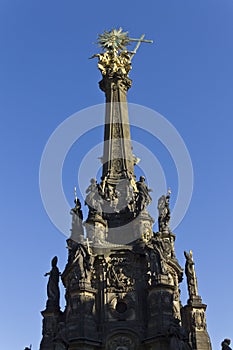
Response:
[1,1,233,349]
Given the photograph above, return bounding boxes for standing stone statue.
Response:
[72,243,91,280]
[158,189,171,233]
[70,188,84,242]
[136,176,152,212]
[148,232,168,276]
[44,256,60,310]
[184,250,198,299]
[72,189,83,221]
[85,178,103,216]
[222,339,232,350]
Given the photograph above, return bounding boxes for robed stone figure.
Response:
[44,256,60,310]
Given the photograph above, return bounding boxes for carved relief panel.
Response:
[192,309,206,330]
[106,254,135,292]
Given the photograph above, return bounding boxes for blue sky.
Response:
[1,1,233,349]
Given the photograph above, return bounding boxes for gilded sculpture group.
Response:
[91,49,132,77]
[91,27,152,79]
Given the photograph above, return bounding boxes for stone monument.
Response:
[40,28,212,350]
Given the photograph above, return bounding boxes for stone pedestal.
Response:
[133,210,154,242]
[40,309,62,350]
[84,215,108,243]
[181,297,212,350]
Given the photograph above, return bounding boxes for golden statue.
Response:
[90,28,153,77]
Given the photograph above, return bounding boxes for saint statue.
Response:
[72,187,83,220]
[44,256,60,310]
[136,176,152,212]
[184,250,198,299]
[158,189,171,233]
[85,178,103,216]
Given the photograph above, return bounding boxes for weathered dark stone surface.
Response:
[41,229,206,350]
[40,30,212,350]
[221,339,232,350]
